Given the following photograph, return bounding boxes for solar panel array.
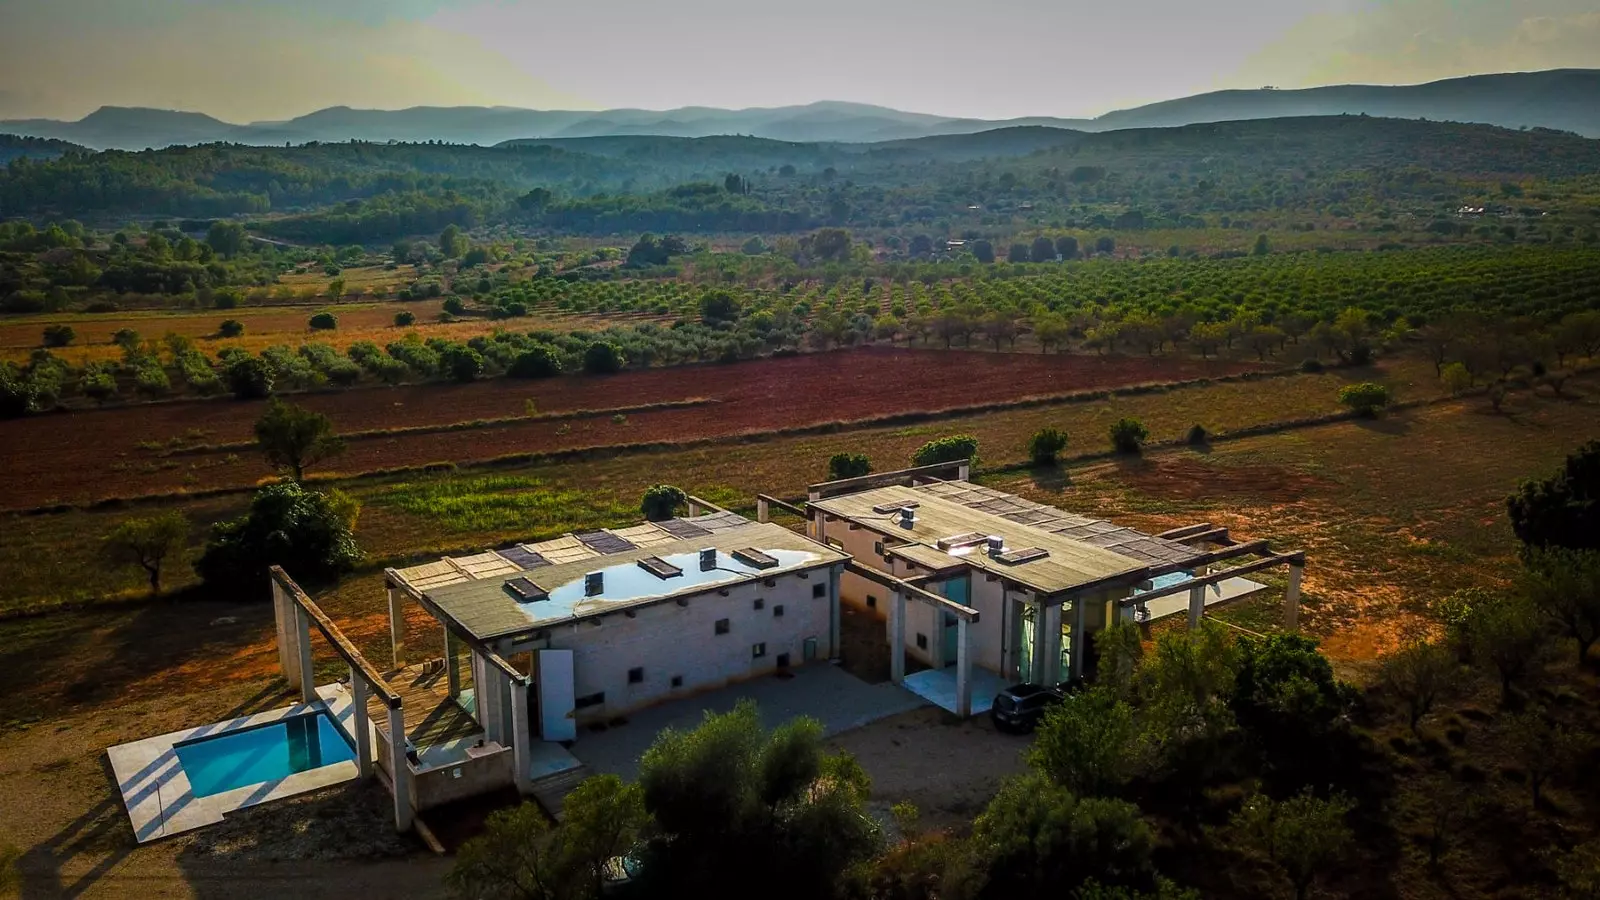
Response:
[914,481,1203,569]
[392,512,758,595]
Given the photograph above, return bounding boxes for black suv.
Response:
[989,682,1068,732]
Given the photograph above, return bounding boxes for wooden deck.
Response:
[530,764,593,823]
[369,661,483,749]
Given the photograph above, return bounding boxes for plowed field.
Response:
[0,348,1259,509]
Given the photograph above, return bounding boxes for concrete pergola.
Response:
[270,566,409,830]
[844,560,982,716]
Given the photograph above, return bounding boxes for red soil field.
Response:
[0,348,1259,509]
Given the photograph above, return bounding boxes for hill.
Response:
[4,70,1593,150]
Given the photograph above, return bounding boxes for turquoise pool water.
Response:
[175,712,354,798]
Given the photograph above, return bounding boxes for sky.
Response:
[1,0,1597,122]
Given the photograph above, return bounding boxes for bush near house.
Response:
[827,452,872,480]
[1028,427,1069,465]
[1110,417,1149,454]
[1338,382,1390,417]
[308,312,338,331]
[912,434,979,469]
[640,484,687,521]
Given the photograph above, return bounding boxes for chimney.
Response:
[584,571,604,596]
[898,507,917,529]
[699,547,717,570]
[986,535,1005,557]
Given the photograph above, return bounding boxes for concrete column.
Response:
[957,461,971,482]
[350,664,372,777]
[1284,563,1304,632]
[295,604,316,704]
[955,617,972,717]
[757,497,770,523]
[387,704,413,832]
[273,580,295,682]
[828,565,842,659]
[444,627,460,697]
[1187,584,1206,630]
[387,587,405,670]
[510,678,532,795]
[1037,603,1062,685]
[1069,598,1087,681]
[888,590,906,684]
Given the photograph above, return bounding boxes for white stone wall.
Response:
[545,563,838,724]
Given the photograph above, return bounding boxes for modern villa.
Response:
[111,465,1304,841]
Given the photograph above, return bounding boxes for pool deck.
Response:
[108,684,360,843]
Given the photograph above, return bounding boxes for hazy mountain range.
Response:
[2,69,1596,151]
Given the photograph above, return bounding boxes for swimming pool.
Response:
[175,712,355,798]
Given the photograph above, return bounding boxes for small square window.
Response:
[715,618,730,635]
[812,583,826,598]
[670,675,684,688]
[753,598,765,610]
[777,652,791,668]
[916,633,928,650]
[752,642,767,659]
[628,667,644,684]
[773,604,784,618]
[866,594,878,609]
[873,541,885,556]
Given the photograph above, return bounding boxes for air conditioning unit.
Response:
[898,507,917,529]
[986,535,1005,557]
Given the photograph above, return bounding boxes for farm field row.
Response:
[0,354,1438,610]
[0,301,649,364]
[0,348,1260,510]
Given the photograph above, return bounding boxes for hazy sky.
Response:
[2,0,1598,121]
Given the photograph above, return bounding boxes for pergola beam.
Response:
[1116,550,1307,608]
[272,566,401,708]
[844,560,980,622]
[1155,522,1217,540]
[384,568,528,685]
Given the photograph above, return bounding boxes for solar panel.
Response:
[654,518,712,539]
[995,547,1050,565]
[732,547,779,569]
[637,556,684,579]
[497,546,550,569]
[505,577,547,602]
[575,530,637,554]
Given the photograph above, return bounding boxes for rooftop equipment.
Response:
[898,507,917,529]
[732,547,780,569]
[699,547,717,571]
[637,556,684,579]
[505,576,548,602]
[986,535,1005,557]
[584,571,604,596]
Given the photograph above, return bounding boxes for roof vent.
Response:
[699,547,717,571]
[936,532,988,551]
[898,507,917,529]
[987,535,1005,557]
[732,547,779,569]
[637,556,683,579]
[505,576,547,603]
[584,571,605,596]
[996,547,1049,565]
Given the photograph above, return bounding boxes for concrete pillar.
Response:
[387,587,405,670]
[510,678,532,795]
[295,603,316,704]
[1284,563,1304,632]
[1069,598,1087,682]
[444,627,460,697]
[811,509,824,541]
[272,580,296,683]
[828,566,842,659]
[1037,603,1062,685]
[1187,584,1206,630]
[387,704,413,832]
[957,461,971,482]
[955,617,972,717]
[757,497,770,523]
[350,664,373,777]
[888,590,906,684]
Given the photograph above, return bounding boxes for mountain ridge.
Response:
[2,70,1594,150]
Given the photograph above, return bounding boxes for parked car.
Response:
[989,682,1067,732]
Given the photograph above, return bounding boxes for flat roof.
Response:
[416,521,847,642]
[811,483,1204,595]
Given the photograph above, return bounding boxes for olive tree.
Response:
[254,398,345,482]
[1232,790,1354,900]
[104,511,190,595]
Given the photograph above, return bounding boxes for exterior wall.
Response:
[411,748,515,812]
[544,563,838,725]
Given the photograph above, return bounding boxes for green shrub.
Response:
[80,367,117,403]
[1299,358,1324,373]
[912,434,979,469]
[224,355,274,399]
[1110,418,1149,454]
[641,484,687,521]
[42,324,75,347]
[509,346,562,378]
[583,341,626,374]
[442,296,466,316]
[218,319,245,338]
[440,345,484,383]
[135,365,171,397]
[308,312,337,331]
[393,310,415,327]
[1028,427,1069,465]
[195,482,361,596]
[1185,424,1209,446]
[1338,382,1390,417]
[827,452,872,480]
